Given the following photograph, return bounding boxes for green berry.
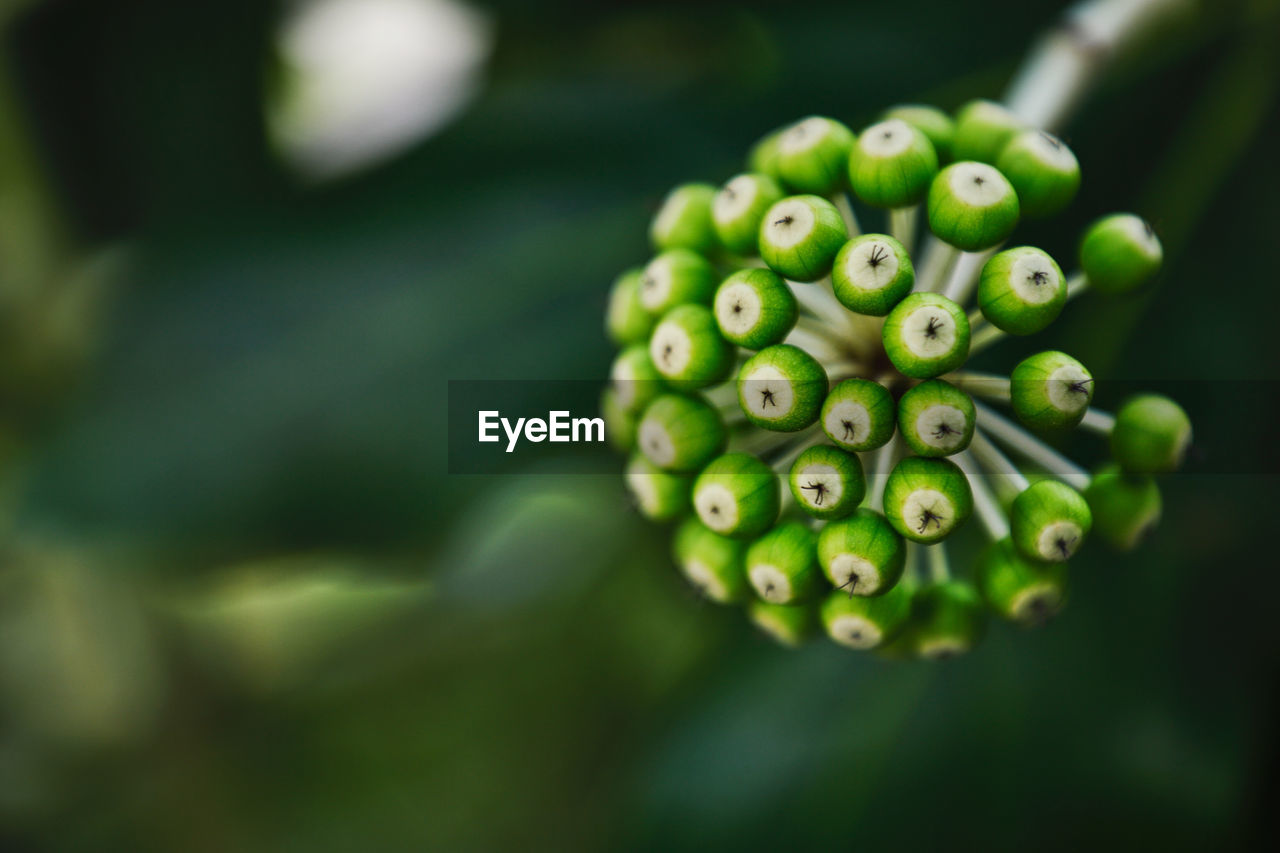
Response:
[758,195,849,281]
[712,173,786,256]
[638,249,717,315]
[977,537,1069,625]
[601,388,637,453]
[713,268,797,349]
[996,130,1080,218]
[1079,214,1163,295]
[1010,351,1094,431]
[745,521,823,604]
[883,456,973,544]
[650,183,719,254]
[637,393,726,472]
[831,233,914,316]
[820,582,913,650]
[882,104,955,162]
[1084,464,1162,550]
[774,116,856,195]
[816,509,905,596]
[747,129,784,181]
[927,161,1020,251]
[625,453,691,521]
[748,600,817,647]
[847,118,939,208]
[648,304,734,389]
[896,379,976,457]
[737,344,828,432]
[605,267,655,346]
[951,99,1023,164]
[978,246,1067,335]
[1010,480,1093,563]
[911,580,986,660]
[692,452,780,538]
[882,292,971,379]
[820,378,896,451]
[1111,394,1191,474]
[672,517,750,604]
[610,344,664,413]
[788,444,865,519]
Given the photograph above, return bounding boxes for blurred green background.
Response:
[1,0,1278,849]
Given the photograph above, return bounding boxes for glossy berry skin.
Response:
[713,268,797,350]
[672,517,750,604]
[1110,395,1191,474]
[897,379,976,457]
[651,183,720,254]
[637,394,726,472]
[977,538,1069,625]
[951,99,1023,164]
[820,379,897,451]
[712,173,786,256]
[1010,479,1093,563]
[820,582,913,650]
[1010,351,1094,432]
[847,119,939,209]
[788,444,865,520]
[883,457,973,544]
[1079,214,1163,295]
[745,521,823,605]
[758,195,849,282]
[883,292,971,379]
[1084,464,1162,550]
[831,233,914,316]
[978,247,1068,336]
[692,452,780,539]
[774,116,856,195]
[738,344,829,432]
[817,509,905,597]
[927,161,1020,251]
[996,130,1081,219]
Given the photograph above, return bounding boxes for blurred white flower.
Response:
[269,0,492,178]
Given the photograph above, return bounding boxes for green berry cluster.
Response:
[603,101,1189,660]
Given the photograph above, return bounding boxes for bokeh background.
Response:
[1,0,1278,849]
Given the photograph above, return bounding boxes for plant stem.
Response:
[968,320,1007,357]
[1079,407,1116,435]
[941,246,1000,306]
[1065,271,1088,300]
[954,451,1012,540]
[945,371,1011,402]
[833,193,862,238]
[973,402,1091,490]
[926,542,951,583]
[865,436,900,512]
[968,429,1031,500]
[890,206,918,255]
[918,242,961,293]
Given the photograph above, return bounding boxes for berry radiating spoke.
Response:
[978,246,1068,335]
[712,173,786,256]
[692,452,780,538]
[746,521,823,605]
[625,453,691,521]
[847,119,938,209]
[817,509,906,596]
[774,116,856,195]
[637,394,726,472]
[883,292,971,378]
[748,600,817,647]
[601,388,638,453]
[639,249,718,315]
[651,183,720,254]
[1084,464,1162,550]
[738,344,829,432]
[1110,394,1191,474]
[897,379,976,457]
[820,582,913,650]
[713,268,797,349]
[977,538,1069,625]
[951,99,1024,164]
[820,378,896,451]
[883,457,973,544]
[1079,214,1163,295]
[758,195,849,281]
[882,104,955,162]
[831,233,914,316]
[1010,350,1094,431]
[996,130,1081,218]
[927,161,1020,251]
[649,303,734,389]
[673,517,750,604]
[788,444,866,519]
[1010,479,1093,563]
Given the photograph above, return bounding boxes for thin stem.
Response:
[890,206,918,255]
[925,542,951,583]
[944,371,1012,402]
[769,426,824,472]
[904,542,923,584]
[1065,271,1088,301]
[941,246,1001,306]
[1079,407,1116,435]
[788,277,852,332]
[833,193,862,238]
[954,451,1012,541]
[968,320,1007,357]
[865,436,900,512]
[729,425,794,457]
[973,402,1091,490]
[918,242,961,293]
[785,325,847,364]
[968,428,1031,500]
